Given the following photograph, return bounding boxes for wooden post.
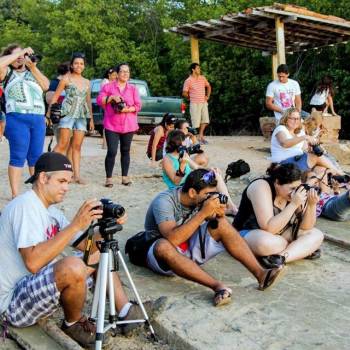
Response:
[190,35,199,63]
[272,53,278,80]
[275,16,286,66]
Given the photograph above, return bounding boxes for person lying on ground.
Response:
[134,169,285,307]
[270,108,343,175]
[233,163,324,266]
[0,152,164,349]
[147,113,176,167]
[303,169,350,222]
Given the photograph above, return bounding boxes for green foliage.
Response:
[1,0,349,137]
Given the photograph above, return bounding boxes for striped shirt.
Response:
[183,75,210,104]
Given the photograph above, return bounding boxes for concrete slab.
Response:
[317,218,350,248]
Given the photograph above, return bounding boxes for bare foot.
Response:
[74,177,87,185]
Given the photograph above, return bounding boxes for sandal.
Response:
[259,266,285,291]
[305,248,321,260]
[213,288,232,307]
[104,182,113,188]
[122,181,132,186]
[258,254,286,269]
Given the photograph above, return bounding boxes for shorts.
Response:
[280,152,309,172]
[59,116,87,131]
[147,148,163,161]
[5,264,60,327]
[239,229,251,238]
[146,222,225,276]
[190,102,210,128]
[321,191,350,221]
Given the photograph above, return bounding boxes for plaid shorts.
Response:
[5,264,60,327]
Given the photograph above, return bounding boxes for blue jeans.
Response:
[321,191,350,221]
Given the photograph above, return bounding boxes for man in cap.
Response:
[0,152,163,349]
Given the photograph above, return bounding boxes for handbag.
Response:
[49,103,63,124]
[224,159,250,182]
[125,230,160,267]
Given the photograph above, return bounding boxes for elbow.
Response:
[42,82,50,92]
[24,260,40,274]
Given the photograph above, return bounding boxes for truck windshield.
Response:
[90,79,148,98]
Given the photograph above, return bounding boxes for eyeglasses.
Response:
[72,52,85,59]
[288,117,300,121]
[201,171,216,184]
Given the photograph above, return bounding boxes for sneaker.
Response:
[61,316,96,349]
[119,296,167,336]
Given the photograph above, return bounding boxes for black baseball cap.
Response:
[25,152,73,184]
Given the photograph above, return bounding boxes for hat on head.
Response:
[25,152,73,184]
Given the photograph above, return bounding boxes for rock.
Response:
[324,142,350,165]
[259,116,276,140]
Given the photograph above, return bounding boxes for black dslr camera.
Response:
[311,144,324,157]
[94,198,125,239]
[327,173,350,186]
[111,99,126,113]
[187,127,198,135]
[24,53,42,63]
[201,192,228,230]
[178,144,203,158]
[299,184,321,195]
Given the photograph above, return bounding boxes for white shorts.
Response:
[190,102,210,128]
[146,222,225,276]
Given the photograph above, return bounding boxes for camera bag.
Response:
[0,68,14,115]
[125,230,161,267]
[224,159,250,182]
[49,102,63,124]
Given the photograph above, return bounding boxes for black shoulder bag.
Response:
[0,68,14,115]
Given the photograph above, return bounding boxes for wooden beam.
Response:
[272,53,278,80]
[275,16,286,65]
[190,35,200,63]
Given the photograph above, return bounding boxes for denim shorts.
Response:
[146,222,225,276]
[239,229,251,238]
[59,116,87,131]
[281,152,309,172]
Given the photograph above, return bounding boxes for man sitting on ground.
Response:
[132,169,284,307]
[0,152,163,349]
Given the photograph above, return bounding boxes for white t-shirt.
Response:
[270,125,305,162]
[266,79,301,122]
[0,190,82,313]
[310,89,328,106]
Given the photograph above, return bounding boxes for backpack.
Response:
[224,159,250,182]
[125,230,161,267]
[0,68,14,115]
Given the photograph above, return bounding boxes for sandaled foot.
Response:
[74,177,87,185]
[104,179,113,188]
[213,287,232,307]
[122,177,132,186]
[305,248,321,260]
[259,266,285,291]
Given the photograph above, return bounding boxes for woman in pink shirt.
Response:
[97,63,141,187]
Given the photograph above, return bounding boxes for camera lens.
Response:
[100,198,125,219]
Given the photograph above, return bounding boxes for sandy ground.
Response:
[0,135,349,350]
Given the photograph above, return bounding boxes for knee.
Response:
[261,237,288,253]
[72,143,82,152]
[154,239,176,260]
[55,256,86,283]
[308,228,324,244]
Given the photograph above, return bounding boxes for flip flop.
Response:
[258,266,286,291]
[213,288,232,307]
[104,182,113,188]
[122,181,132,186]
[305,248,321,260]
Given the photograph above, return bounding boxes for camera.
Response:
[111,99,126,113]
[327,173,350,186]
[24,53,42,63]
[299,184,321,195]
[97,198,125,220]
[206,191,228,205]
[311,144,324,157]
[178,144,203,158]
[187,127,198,135]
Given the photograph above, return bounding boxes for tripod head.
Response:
[97,218,123,242]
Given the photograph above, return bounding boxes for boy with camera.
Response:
[126,169,284,307]
[0,152,162,349]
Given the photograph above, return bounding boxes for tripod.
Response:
[87,221,156,350]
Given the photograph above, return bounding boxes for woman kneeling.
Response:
[233,163,324,264]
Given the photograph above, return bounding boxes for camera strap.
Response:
[83,225,95,265]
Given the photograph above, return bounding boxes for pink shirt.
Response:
[97,81,141,133]
[183,75,210,104]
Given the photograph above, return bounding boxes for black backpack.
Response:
[0,68,14,115]
[224,159,250,182]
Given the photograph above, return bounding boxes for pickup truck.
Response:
[91,78,185,135]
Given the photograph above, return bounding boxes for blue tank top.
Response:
[162,153,191,189]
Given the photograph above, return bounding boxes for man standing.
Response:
[183,63,211,144]
[266,64,302,122]
[127,169,284,307]
[0,152,162,349]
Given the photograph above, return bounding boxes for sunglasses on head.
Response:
[201,171,216,184]
[72,52,85,59]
